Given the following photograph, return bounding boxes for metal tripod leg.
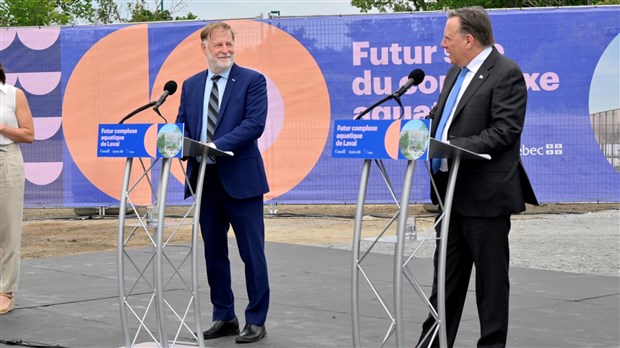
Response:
[189,149,210,348]
[394,160,416,347]
[118,158,133,348]
[154,158,171,347]
[394,155,461,348]
[154,156,207,348]
[118,157,162,346]
[437,153,462,348]
[351,159,371,347]
[351,158,404,347]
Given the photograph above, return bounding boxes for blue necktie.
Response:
[432,67,469,173]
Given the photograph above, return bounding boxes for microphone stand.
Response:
[354,95,392,120]
[354,95,405,120]
[153,107,168,124]
[118,101,157,124]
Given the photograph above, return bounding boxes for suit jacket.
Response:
[430,47,538,217]
[176,63,270,199]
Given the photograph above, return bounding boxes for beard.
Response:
[207,52,234,73]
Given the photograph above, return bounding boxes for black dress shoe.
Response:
[235,324,266,343]
[202,317,239,339]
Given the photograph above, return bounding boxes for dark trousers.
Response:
[419,211,511,348]
[200,166,270,325]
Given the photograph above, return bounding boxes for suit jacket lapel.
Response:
[453,48,499,118]
[194,70,208,139]
[217,63,239,127]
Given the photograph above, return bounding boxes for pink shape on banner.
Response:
[16,72,61,95]
[145,124,158,158]
[25,162,63,185]
[258,76,284,152]
[33,117,62,140]
[0,29,18,50]
[5,73,17,86]
[17,27,60,50]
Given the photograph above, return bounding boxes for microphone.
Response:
[392,69,425,99]
[153,80,178,110]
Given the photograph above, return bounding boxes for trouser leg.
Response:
[225,194,269,325]
[0,146,24,295]
[419,213,472,348]
[463,216,511,348]
[200,167,235,321]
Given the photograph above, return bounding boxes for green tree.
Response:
[128,0,173,22]
[95,0,122,24]
[126,0,196,23]
[350,0,619,12]
[1,0,197,26]
[176,11,197,21]
[0,0,95,26]
[351,0,415,12]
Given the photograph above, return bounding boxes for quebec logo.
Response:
[520,144,563,156]
[545,143,563,155]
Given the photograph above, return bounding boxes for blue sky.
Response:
[180,0,368,20]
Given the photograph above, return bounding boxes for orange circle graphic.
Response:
[385,120,401,159]
[157,20,331,201]
[63,25,156,205]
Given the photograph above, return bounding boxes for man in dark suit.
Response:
[419,7,538,348]
[176,22,270,344]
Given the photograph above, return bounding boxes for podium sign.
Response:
[97,123,185,158]
[332,119,431,160]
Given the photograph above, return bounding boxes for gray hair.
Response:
[200,22,235,42]
[447,6,495,47]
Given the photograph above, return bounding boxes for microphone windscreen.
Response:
[164,80,178,95]
[408,69,425,86]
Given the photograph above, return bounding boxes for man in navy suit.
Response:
[419,7,538,348]
[176,22,270,344]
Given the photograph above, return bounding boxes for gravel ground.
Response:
[321,209,620,277]
[21,204,619,277]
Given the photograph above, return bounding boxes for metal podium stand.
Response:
[117,138,232,348]
[351,139,489,347]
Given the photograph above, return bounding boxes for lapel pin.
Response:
[478,75,484,79]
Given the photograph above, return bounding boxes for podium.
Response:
[114,135,232,348]
[350,138,489,348]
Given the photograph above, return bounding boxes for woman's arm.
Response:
[0,88,34,143]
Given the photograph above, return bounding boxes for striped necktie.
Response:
[206,75,221,163]
[432,67,469,173]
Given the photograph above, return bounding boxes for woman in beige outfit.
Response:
[0,63,34,314]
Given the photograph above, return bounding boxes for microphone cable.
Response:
[0,339,71,348]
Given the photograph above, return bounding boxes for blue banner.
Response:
[1,7,618,206]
